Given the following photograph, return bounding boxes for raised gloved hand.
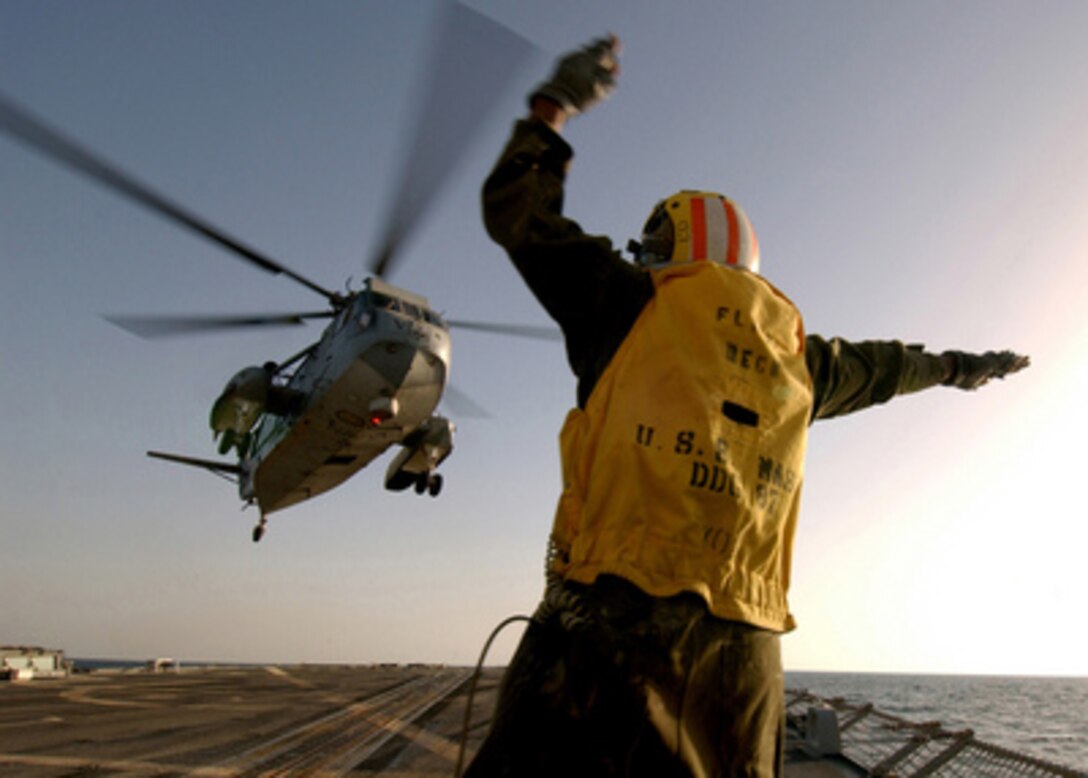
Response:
[531,35,620,116]
[941,350,1030,390]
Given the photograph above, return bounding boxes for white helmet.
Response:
[632,190,760,273]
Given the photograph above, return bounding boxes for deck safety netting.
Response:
[786,690,1086,777]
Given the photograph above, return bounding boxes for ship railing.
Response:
[786,689,1086,778]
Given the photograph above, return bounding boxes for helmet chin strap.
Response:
[627,239,672,268]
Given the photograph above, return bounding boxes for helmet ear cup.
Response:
[636,204,674,266]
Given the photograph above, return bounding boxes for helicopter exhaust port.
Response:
[367,396,399,426]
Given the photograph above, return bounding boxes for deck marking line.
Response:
[0,752,237,776]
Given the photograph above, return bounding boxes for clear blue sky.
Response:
[2,0,1086,675]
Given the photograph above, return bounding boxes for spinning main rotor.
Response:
[0,3,547,341]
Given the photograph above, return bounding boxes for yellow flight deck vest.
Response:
[551,262,813,632]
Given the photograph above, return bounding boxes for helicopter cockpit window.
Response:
[372,292,400,312]
[371,291,442,325]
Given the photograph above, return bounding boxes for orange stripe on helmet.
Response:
[690,196,707,262]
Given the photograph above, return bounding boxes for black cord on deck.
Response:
[454,614,531,778]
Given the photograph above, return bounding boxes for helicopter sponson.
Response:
[210,363,303,456]
[383,415,455,498]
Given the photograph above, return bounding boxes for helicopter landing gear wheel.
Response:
[252,517,267,543]
[413,472,442,497]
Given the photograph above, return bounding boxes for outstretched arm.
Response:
[481,35,648,406]
[483,34,623,261]
[807,337,1030,421]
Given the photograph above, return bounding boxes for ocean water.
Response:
[786,671,1088,770]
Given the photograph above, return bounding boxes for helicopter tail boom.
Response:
[147,450,242,477]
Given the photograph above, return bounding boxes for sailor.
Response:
[467,36,1029,777]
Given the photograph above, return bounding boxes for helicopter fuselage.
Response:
[235,277,452,515]
[0,5,542,541]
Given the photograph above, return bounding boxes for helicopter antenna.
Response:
[367,3,539,279]
[0,92,342,305]
[446,318,561,341]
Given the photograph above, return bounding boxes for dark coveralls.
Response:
[465,118,952,778]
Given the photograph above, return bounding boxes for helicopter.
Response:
[0,4,549,542]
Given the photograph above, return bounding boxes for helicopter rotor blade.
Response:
[104,311,334,339]
[446,318,562,342]
[440,382,491,419]
[0,92,341,304]
[367,3,539,278]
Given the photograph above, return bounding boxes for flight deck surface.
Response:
[0,664,492,776]
[1,663,861,777]
[5,665,1076,777]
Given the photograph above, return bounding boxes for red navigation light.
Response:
[367,397,398,427]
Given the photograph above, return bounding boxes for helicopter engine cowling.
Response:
[384,415,455,495]
[209,364,275,439]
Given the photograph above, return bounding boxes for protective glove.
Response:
[531,35,620,115]
[941,350,1030,390]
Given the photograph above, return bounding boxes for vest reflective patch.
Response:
[551,263,812,632]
